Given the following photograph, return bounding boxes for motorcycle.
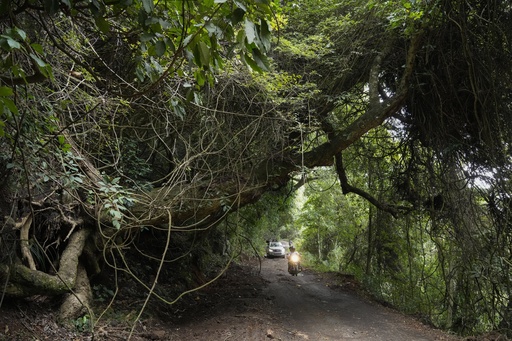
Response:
[288,252,301,276]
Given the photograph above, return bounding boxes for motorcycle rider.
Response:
[288,246,301,272]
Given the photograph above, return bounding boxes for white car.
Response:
[266,241,286,258]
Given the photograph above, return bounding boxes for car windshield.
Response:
[269,242,282,248]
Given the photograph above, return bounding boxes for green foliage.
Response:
[125,0,277,82]
[367,0,427,35]
[73,314,91,333]
[236,186,299,254]
[60,152,85,189]
[110,138,152,187]
[0,26,53,79]
[292,131,512,336]
[0,86,15,137]
[298,167,368,269]
[2,0,512,337]
[97,175,135,229]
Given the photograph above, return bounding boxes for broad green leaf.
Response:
[14,27,26,41]
[112,219,121,229]
[0,86,13,96]
[193,44,203,67]
[30,43,44,54]
[29,53,47,68]
[159,19,171,30]
[155,40,166,57]
[6,37,21,49]
[229,8,245,25]
[193,92,202,105]
[205,23,223,39]
[260,20,271,52]
[2,98,19,115]
[236,30,245,45]
[183,34,194,47]
[28,53,52,79]
[198,41,211,67]
[113,210,123,219]
[252,48,270,71]
[135,66,145,82]
[150,22,162,33]
[245,19,257,45]
[243,53,262,72]
[164,37,176,53]
[58,135,66,145]
[142,0,154,13]
[95,16,111,33]
[171,99,186,119]
[195,71,205,86]
[234,0,247,11]
[141,33,154,42]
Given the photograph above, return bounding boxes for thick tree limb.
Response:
[296,33,423,169]
[335,152,404,218]
[58,263,93,322]
[128,34,425,230]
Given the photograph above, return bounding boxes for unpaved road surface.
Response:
[168,258,461,341]
[0,257,462,340]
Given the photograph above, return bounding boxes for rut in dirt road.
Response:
[261,257,458,341]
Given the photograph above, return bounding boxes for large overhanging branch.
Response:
[128,33,424,230]
[299,33,423,168]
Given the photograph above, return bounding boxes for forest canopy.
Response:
[1,0,512,337]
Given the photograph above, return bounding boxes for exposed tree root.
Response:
[58,263,93,323]
[0,228,91,297]
[17,214,36,271]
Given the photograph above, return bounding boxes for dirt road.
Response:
[0,256,480,341]
[169,257,461,341]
